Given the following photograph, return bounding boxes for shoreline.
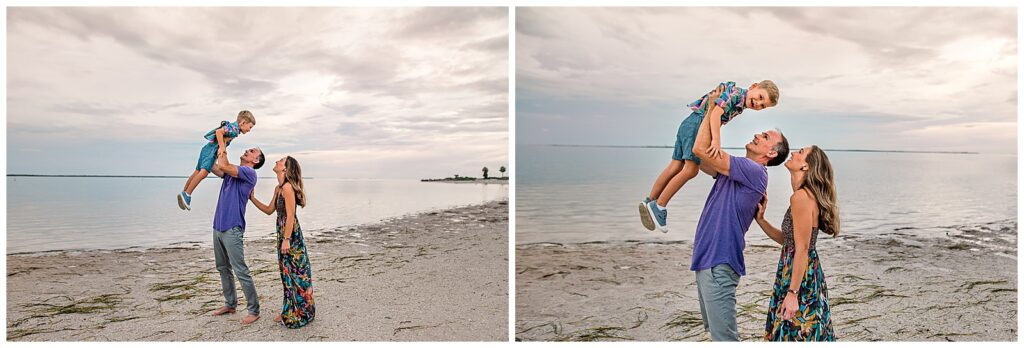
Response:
[6,199,510,257]
[515,220,1017,341]
[7,200,509,341]
[422,179,509,185]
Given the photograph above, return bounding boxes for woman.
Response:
[754,145,838,341]
[250,156,316,328]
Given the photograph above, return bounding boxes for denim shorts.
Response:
[196,142,220,172]
[672,112,703,164]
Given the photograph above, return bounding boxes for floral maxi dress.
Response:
[764,207,835,341]
[276,192,316,328]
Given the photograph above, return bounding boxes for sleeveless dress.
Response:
[275,191,315,328]
[764,207,835,341]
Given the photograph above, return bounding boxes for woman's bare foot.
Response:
[274,314,283,323]
[212,307,236,316]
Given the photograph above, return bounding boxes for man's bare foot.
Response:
[241,314,259,325]
[274,314,283,323]
[212,307,236,316]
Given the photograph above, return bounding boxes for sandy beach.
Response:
[515,219,1017,341]
[7,200,508,341]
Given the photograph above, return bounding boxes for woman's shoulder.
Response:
[789,188,815,207]
[280,182,294,193]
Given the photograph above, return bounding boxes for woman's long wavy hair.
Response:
[282,156,306,208]
[800,146,840,236]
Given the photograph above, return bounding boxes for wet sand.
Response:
[515,219,1017,341]
[7,200,509,341]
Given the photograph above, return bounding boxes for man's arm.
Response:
[693,100,732,176]
[698,160,718,177]
[215,152,240,178]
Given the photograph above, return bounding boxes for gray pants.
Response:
[213,226,260,315]
[695,264,740,341]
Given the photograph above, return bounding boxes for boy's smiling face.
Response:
[239,121,254,134]
[744,85,775,111]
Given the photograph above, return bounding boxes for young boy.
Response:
[177,110,256,211]
[641,81,779,232]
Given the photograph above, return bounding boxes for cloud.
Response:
[7,7,509,178]
[516,7,1016,153]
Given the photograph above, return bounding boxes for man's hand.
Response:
[217,147,226,157]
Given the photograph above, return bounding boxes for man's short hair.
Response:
[766,129,790,167]
[253,150,266,170]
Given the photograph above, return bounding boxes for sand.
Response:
[7,200,509,341]
[515,219,1017,341]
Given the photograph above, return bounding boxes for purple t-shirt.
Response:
[690,156,768,276]
[213,165,257,232]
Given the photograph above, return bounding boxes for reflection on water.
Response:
[7,177,507,253]
[516,145,1016,245]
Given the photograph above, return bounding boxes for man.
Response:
[209,147,265,325]
[689,86,790,341]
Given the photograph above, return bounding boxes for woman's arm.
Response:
[782,189,817,320]
[249,187,279,215]
[754,194,784,245]
[282,183,297,242]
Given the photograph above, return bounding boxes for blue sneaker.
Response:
[177,191,192,211]
[639,197,656,231]
[646,200,668,233]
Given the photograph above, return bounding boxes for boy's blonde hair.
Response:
[237,110,255,125]
[758,80,779,106]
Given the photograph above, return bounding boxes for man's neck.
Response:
[745,151,769,166]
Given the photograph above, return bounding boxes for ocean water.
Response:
[516,144,1016,246]
[6,177,507,254]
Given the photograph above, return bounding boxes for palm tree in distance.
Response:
[482,167,489,179]
[499,166,506,178]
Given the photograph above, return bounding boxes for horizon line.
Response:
[7,174,315,179]
[529,144,981,155]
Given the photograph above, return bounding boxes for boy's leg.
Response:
[182,170,200,193]
[656,160,700,207]
[185,169,210,195]
[647,159,684,202]
[640,160,683,231]
[179,170,201,210]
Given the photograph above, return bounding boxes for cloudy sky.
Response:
[7,7,508,178]
[517,7,1017,154]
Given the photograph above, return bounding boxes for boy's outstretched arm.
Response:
[215,128,227,156]
[703,84,727,159]
[693,92,732,176]
[707,106,725,159]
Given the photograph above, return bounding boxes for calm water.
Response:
[6,177,507,254]
[516,145,1016,245]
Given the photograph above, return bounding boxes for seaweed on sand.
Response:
[557,326,631,341]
